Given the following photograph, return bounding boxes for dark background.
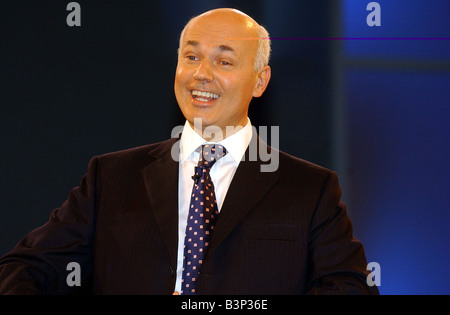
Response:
[0,0,448,294]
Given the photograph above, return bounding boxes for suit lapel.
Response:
[140,135,279,264]
[208,135,279,255]
[141,138,180,268]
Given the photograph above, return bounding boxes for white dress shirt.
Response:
[174,118,253,293]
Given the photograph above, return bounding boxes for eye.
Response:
[186,55,199,61]
[218,60,231,66]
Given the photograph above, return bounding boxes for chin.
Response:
[189,116,217,128]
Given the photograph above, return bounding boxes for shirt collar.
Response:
[179,118,253,164]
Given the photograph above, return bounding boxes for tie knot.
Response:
[199,144,227,168]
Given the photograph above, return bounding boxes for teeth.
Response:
[191,90,219,100]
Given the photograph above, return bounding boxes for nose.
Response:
[193,60,214,82]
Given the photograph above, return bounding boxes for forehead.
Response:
[180,16,258,55]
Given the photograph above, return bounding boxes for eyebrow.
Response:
[217,44,235,53]
[186,40,199,47]
[185,40,236,54]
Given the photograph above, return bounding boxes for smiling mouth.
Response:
[191,90,220,102]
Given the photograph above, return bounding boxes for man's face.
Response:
[174,11,270,138]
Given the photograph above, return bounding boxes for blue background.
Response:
[343,0,449,294]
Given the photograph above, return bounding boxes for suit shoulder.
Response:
[274,150,341,197]
[277,149,334,179]
[94,138,177,167]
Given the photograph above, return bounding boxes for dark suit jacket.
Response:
[0,136,379,295]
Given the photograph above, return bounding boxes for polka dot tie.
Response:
[181,144,227,295]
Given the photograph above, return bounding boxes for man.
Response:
[0,8,378,295]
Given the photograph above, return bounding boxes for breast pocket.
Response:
[245,223,300,242]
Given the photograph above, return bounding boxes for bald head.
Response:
[193,8,256,23]
[178,8,271,72]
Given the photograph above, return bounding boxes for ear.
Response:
[252,66,271,98]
